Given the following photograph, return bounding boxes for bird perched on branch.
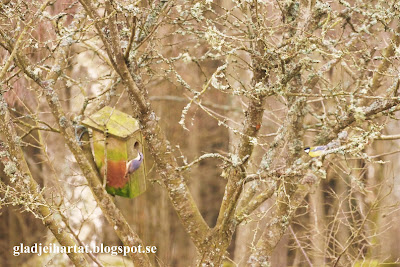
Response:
[304,146,328,157]
[125,152,143,177]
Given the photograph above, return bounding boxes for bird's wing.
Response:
[313,146,327,151]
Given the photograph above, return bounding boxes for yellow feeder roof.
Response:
[82,106,139,139]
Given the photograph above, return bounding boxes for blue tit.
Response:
[304,146,327,157]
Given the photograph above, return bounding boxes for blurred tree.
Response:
[1,0,400,266]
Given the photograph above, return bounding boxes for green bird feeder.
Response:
[82,106,146,198]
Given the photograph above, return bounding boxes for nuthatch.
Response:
[125,152,143,177]
[304,146,328,157]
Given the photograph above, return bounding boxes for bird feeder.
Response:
[82,106,146,198]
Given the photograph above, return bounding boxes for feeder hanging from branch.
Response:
[82,106,146,198]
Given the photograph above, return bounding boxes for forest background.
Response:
[1,0,400,266]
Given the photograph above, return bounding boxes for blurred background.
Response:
[1,0,400,266]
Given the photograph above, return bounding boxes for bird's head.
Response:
[304,147,310,153]
[133,151,143,161]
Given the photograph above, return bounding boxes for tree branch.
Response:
[3,39,152,266]
[0,97,89,267]
[84,0,210,249]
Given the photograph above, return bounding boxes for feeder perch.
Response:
[82,106,146,198]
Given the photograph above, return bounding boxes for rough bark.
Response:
[0,34,152,267]
[79,0,210,248]
[0,97,89,267]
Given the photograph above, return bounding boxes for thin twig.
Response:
[177,153,231,171]
[289,225,314,267]
[375,134,400,140]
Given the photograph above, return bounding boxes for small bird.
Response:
[125,152,143,177]
[304,146,328,157]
